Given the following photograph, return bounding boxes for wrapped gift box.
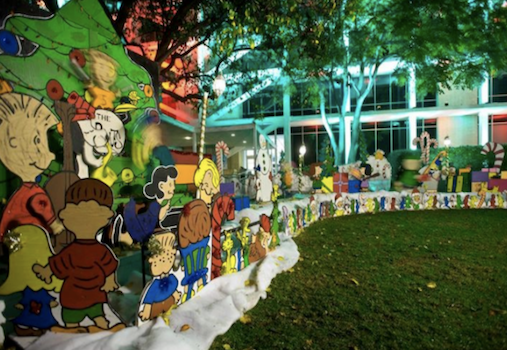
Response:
[472,171,489,182]
[322,176,333,194]
[220,183,235,196]
[369,179,391,192]
[361,180,369,191]
[461,173,471,192]
[232,196,250,211]
[447,175,464,193]
[333,173,349,193]
[348,179,361,193]
[488,178,507,192]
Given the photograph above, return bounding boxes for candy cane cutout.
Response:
[215,141,230,176]
[481,142,505,173]
[412,131,438,165]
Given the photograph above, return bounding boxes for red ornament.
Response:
[69,49,86,67]
[46,79,64,101]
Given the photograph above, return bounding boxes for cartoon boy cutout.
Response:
[0,93,65,241]
[32,179,123,333]
[138,231,181,322]
[194,158,220,210]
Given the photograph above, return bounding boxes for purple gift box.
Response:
[471,171,489,182]
[220,183,235,196]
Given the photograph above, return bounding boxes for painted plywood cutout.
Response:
[249,214,271,264]
[256,135,273,202]
[0,225,62,336]
[210,195,235,279]
[194,158,220,209]
[32,179,124,333]
[178,199,212,302]
[138,231,180,324]
[0,93,65,241]
[0,0,158,131]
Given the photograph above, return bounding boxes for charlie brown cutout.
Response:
[33,179,124,333]
[0,93,65,241]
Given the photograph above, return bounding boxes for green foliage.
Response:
[211,210,507,350]
[358,131,369,163]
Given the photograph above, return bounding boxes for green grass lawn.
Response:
[211,210,507,350]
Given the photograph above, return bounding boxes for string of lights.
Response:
[8,21,117,54]
[76,0,118,38]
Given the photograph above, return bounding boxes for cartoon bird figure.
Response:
[221,232,237,275]
[237,218,251,269]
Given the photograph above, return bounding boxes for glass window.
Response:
[490,74,507,103]
[351,75,408,112]
[489,115,507,143]
[243,85,283,119]
[416,92,437,108]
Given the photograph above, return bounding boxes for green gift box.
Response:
[460,173,471,192]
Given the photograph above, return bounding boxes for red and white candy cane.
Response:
[412,131,438,165]
[215,140,230,175]
[481,142,505,173]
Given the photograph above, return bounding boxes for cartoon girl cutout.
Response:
[144,165,180,231]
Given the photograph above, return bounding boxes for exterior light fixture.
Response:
[444,136,451,147]
[212,73,226,98]
[299,144,307,156]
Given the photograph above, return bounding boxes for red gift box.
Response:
[488,178,507,192]
[333,173,349,193]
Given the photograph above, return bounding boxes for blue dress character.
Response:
[177,199,212,302]
[13,287,58,336]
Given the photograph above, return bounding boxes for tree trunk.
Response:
[319,90,340,166]
[348,93,368,163]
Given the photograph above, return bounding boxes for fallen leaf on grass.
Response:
[223,345,232,350]
[180,324,191,332]
[351,278,360,286]
[287,268,295,273]
[239,314,252,324]
[417,287,423,292]
[427,282,437,289]
[266,287,271,293]
[298,257,304,262]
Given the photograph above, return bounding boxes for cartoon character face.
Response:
[201,170,218,197]
[78,110,126,155]
[158,176,176,201]
[59,201,114,239]
[0,94,58,182]
[148,232,177,276]
[259,135,267,149]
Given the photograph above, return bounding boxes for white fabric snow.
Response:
[24,235,299,350]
